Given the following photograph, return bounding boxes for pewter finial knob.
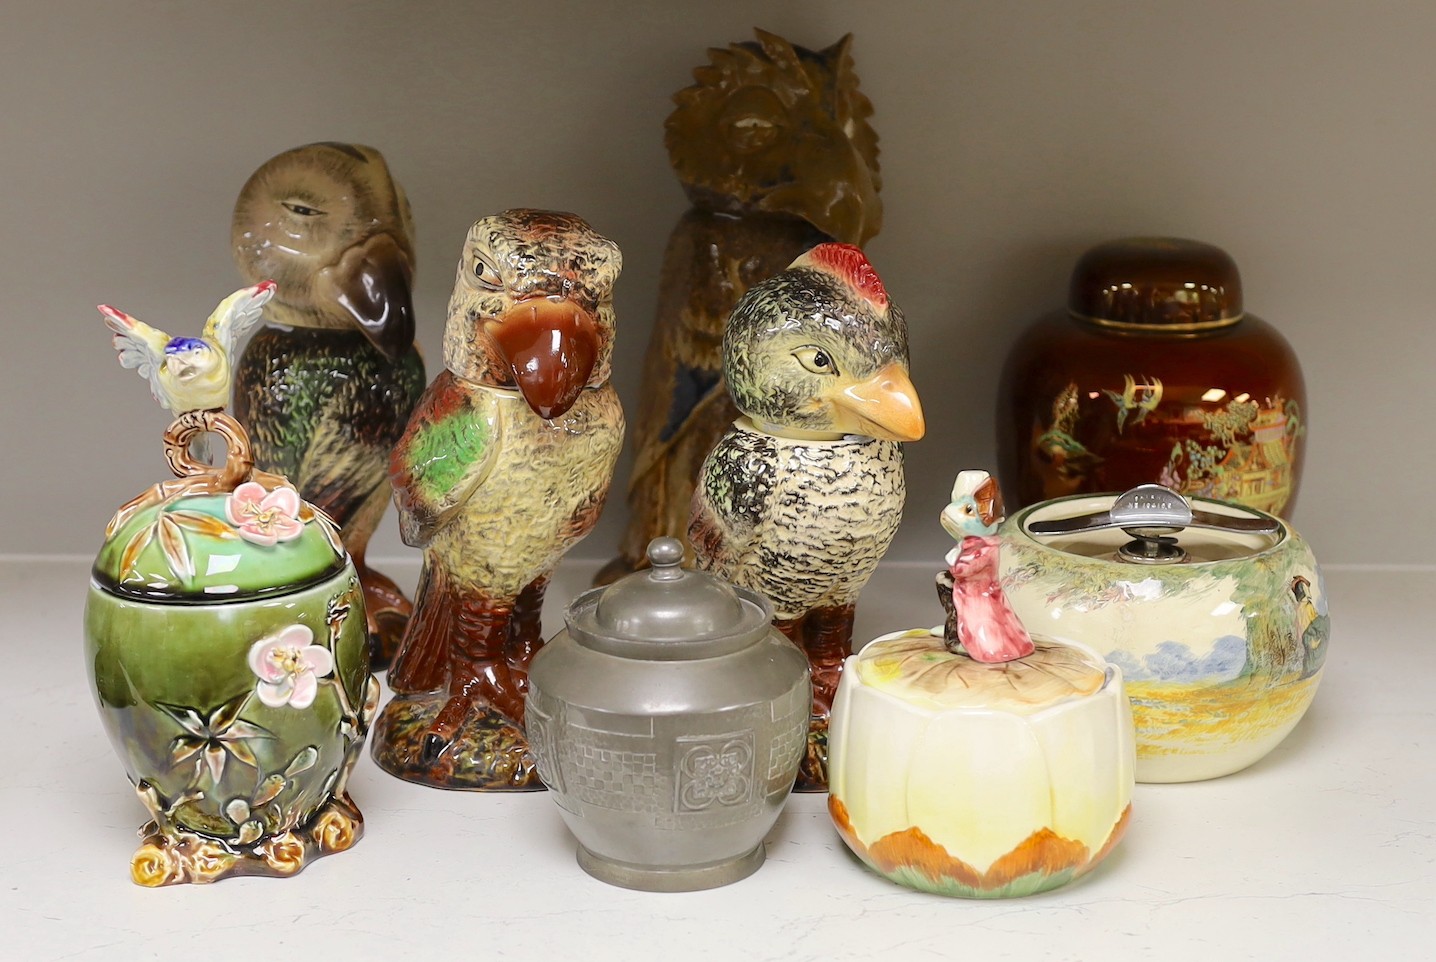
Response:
[647,537,685,580]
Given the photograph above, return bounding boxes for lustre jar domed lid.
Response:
[565,537,774,660]
[1068,237,1243,331]
[92,411,347,603]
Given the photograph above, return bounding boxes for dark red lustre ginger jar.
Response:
[997,237,1306,516]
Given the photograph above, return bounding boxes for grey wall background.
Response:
[2,0,1431,567]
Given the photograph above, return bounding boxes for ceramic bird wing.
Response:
[98,305,172,407]
[688,439,771,580]
[201,281,276,358]
[389,373,503,547]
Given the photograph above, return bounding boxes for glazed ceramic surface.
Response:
[828,629,1133,898]
[997,237,1306,516]
[374,210,624,791]
[689,243,922,792]
[1001,491,1329,782]
[602,29,882,583]
[232,143,425,668]
[527,539,810,891]
[84,411,375,886]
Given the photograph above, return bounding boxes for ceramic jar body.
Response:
[527,626,810,892]
[828,630,1133,898]
[998,312,1305,515]
[1000,495,1329,782]
[85,484,375,885]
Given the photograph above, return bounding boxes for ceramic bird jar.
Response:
[88,290,377,886]
[689,242,923,791]
[598,29,883,584]
[827,471,1133,899]
[372,209,625,791]
[231,142,426,668]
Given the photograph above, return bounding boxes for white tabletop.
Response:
[2,558,1430,961]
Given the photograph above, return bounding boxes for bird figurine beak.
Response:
[490,298,600,420]
[758,138,881,245]
[315,232,416,361]
[829,362,925,441]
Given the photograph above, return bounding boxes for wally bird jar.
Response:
[1000,483,1329,782]
[85,412,377,885]
[997,237,1306,516]
[526,538,811,892]
[827,472,1134,899]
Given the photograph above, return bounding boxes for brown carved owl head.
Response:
[666,29,883,245]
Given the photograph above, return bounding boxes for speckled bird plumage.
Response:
[230,143,425,665]
[375,210,624,789]
[689,243,922,790]
[602,30,883,583]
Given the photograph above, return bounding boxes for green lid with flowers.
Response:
[92,411,347,603]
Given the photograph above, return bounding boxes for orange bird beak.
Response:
[829,362,925,442]
[490,298,600,419]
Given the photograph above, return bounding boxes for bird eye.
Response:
[281,201,325,217]
[793,347,838,375]
[472,254,503,291]
[727,115,780,153]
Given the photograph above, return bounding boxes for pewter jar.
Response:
[526,538,811,891]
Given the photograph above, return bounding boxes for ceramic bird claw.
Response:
[936,471,1035,663]
[230,143,426,669]
[600,29,885,585]
[689,242,922,791]
[372,209,625,791]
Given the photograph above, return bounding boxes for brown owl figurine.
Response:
[596,29,883,584]
[231,143,426,669]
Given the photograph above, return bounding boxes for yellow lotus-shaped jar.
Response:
[828,629,1134,898]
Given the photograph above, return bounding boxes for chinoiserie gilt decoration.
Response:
[372,210,625,791]
[689,242,923,791]
[90,286,377,886]
[599,29,883,584]
[231,143,427,668]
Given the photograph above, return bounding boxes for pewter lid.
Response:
[565,538,775,660]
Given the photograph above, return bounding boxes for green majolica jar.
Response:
[84,412,376,886]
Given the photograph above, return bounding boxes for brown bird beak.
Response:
[490,298,600,419]
[830,362,925,441]
[759,139,882,246]
[316,232,415,360]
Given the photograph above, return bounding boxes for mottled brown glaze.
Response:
[231,143,425,667]
[376,210,624,791]
[998,239,1305,515]
[600,30,882,584]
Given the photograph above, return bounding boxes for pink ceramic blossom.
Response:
[226,482,304,546]
[247,625,334,709]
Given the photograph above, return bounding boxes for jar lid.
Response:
[1068,237,1243,331]
[565,538,775,660]
[1017,485,1285,566]
[91,412,346,603]
[93,487,347,603]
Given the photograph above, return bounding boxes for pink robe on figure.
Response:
[948,534,1035,663]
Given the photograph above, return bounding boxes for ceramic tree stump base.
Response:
[130,788,364,887]
[795,718,829,792]
[371,693,542,791]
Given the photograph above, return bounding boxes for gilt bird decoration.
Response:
[689,243,922,791]
[372,210,625,791]
[100,282,275,416]
[598,28,883,584]
[230,143,426,669]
